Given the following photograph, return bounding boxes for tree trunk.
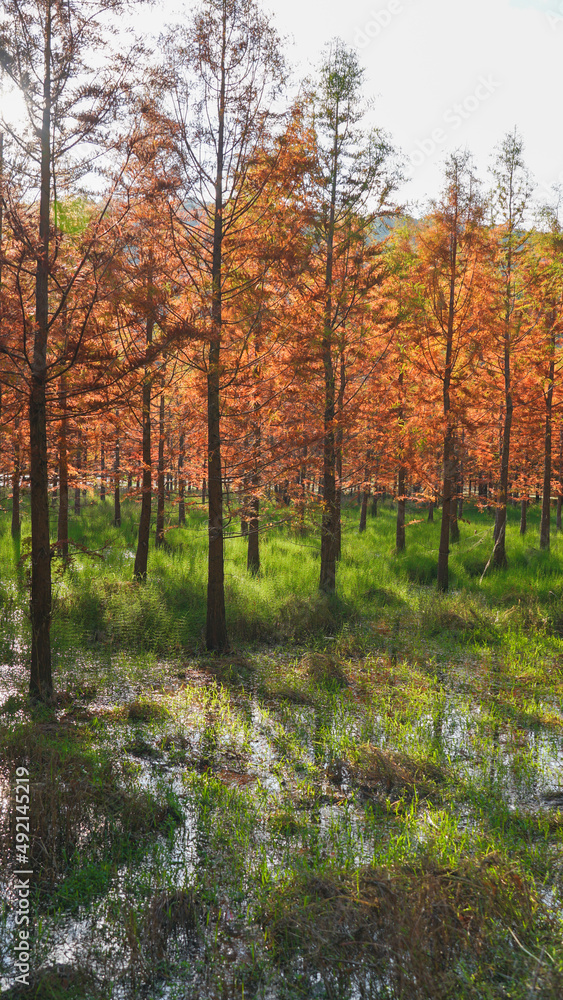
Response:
[437,423,455,591]
[334,439,342,561]
[458,439,464,520]
[74,433,82,515]
[334,352,345,562]
[450,469,460,543]
[320,337,337,592]
[493,395,512,568]
[295,446,307,533]
[155,392,165,548]
[247,491,260,575]
[57,379,69,563]
[240,472,249,537]
[100,441,106,502]
[29,17,53,701]
[206,339,228,649]
[436,218,457,593]
[557,425,563,531]
[178,430,185,525]
[134,315,153,581]
[114,437,121,528]
[540,325,555,551]
[520,498,527,536]
[11,418,21,541]
[29,376,52,700]
[82,446,87,503]
[205,32,229,652]
[359,451,371,534]
[359,488,369,533]
[247,405,260,575]
[395,466,406,552]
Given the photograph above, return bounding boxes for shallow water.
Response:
[2,633,563,998]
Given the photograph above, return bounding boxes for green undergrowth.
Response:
[1,494,563,997]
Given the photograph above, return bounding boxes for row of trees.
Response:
[0,0,562,702]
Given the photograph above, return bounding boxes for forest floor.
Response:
[1,496,563,999]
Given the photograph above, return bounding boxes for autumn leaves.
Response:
[0,1,561,703]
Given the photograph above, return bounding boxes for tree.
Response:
[526,212,563,551]
[395,152,486,591]
[307,40,398,593]
[0,0,136,700]
[154,0,285,651]
[488,129,534,568]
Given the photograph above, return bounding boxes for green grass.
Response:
[1,491,563,998]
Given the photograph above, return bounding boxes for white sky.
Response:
[259,0,563,212]
[2,0,561,213]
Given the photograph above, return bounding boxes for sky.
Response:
[1,0,561,213]
[256,0,563,212]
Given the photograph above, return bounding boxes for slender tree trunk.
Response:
[178,430,185,526]
[428,497,434,522]
[114,437,121,528]
[165,418,172,500]
[247,401,261,575]
[520,498,527,536]
[458,436,464,520]
[29,18,53,701]
[318,99,341,595]
[240,470,249,537]
[247,492,260,574]
[74,433,82,515]
[436,217,457,593]
[395,465,406,553]
[437,424,455,591]
[11,418,21,541]
[395,365,406,552]
[82,446,87,502]
[493,281,515,568]
[155,392,165,547]
[334,352,345,562]
[359,451,371,534]
[334,437,342,561]
[57,379,69,563]
[493,396,512,568]
[450,467,460,543]
[557,425,563,531]
[359,489,369,533]
[296,451,306,532]
[540,324,555,551]
[207,337,228,648]
[206,28,228,652]
[100,441,106,502]
[134,314,153,580]
[320,339,337,592]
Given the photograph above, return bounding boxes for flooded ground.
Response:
[1,628,563,1000]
